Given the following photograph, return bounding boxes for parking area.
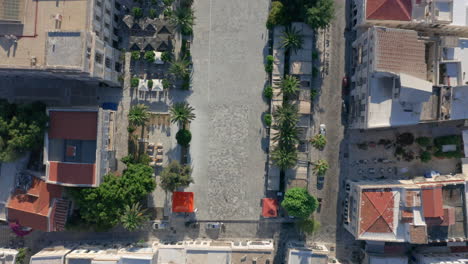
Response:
[346,120,466,181]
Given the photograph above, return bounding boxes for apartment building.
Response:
[0,0,122,85]
[351,0,468,37]
[343,173,468,244]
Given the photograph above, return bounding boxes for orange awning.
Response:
[262,198,278,218]
[172,192,194,213]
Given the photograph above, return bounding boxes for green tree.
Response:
[71,164,155,230]
[311,134,326,150]
[281,75,300,98]
[176,129,192,147]
[149,8,157,19]
[265,55,274,73]
[420,151,432,163]
[170,6,195,35]
[132,7,143,18]
[161,51,173,62]
[16,248,28,264]
[313,159,329,175]
[281,187,317,218]
[263,85,273,99]
[144,51,155,63]
[147,79,154,89]
[169,58,191,79]
[298,218,321,234]
[272,123,299,148]
[160,160,193,192]
[131,51,141,60]
[263,113,272,127]
[266,1,287,29]
[416,137,431,147]
[131,77,139,88]
[273,103,299,127]
[128,104,150,127]
[121,202,148,231]
[170,102,195,128]
[280,26,303,54]
[305,0,334,29]
[163,0,174,6]
[162,79,172,90]
[271,146,297,170]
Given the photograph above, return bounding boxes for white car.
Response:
[319,124,326,135]
[206,222,223,229]
[152,221,169,230]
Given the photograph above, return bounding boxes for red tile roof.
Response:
[262,198,278,218]
[48,161,96,186]
[7,177,62,231]
[360,189,395,235]
[422,186,444,218]
[366,0,412,21]
[48,111,98,140]
[172,192,194,213]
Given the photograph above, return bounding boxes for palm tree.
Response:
[121,202,148,231]
[280,26,304,54]
[169,58,191,80]
[313,159,329,175]
[271,146,297,170]
[281,75,300,98]
[273,103,299,127]
[170,102,195,128]
[170,6,195,35]
[128,104,150,127]
[272,124,299,148]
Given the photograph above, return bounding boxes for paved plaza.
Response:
[187,0,270,220]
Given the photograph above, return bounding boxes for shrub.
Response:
[397,132,415,146]
[434,135,462,146]
[281,187,318,218]
[131,51,140,60]
[313,159,329,175]
[132,7,143,19]
[265,55,274,73]
[149,8,157,19]
[311,89,318,100]
[312,66,319,77]
[298,218,321,234]
[312,51,319,60]
[416,137,431,147]
[131,77,139,88]
[420,151,432,163]
[163,8,173,17]
[263,85,273,99]
[176,129,192,147]
[127,125,136,133]
[266,1,287,29]
[163,0,174,6]
[144,51,155,63]
[161,51,172,62]
[147,79,153,89]
[264,113,272,126]
[16,248,28,264]
[311,134,326,150]
[162,79,171,90]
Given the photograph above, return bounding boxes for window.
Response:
[104,36,109,43]
[86,47,91,59]
[95,52,103,64]
[104,22,110,29]
[113,27,118,35]
[115,62,122,72]
[114,14,119,22]
[96,0,102,7]
[114,1,121,11]
[105,8,111,15]
[95,15,101,22]
[105,58,111,68]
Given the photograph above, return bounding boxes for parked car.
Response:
[342,76,349,95]
[317,175,325,190]
[152,221,169,230]
[319,124,326,135]
[206,222,223,229]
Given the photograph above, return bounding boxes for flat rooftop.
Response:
[0,0,88,69]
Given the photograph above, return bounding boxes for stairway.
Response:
[52,199,70,232]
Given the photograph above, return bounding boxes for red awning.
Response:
[262,198,278,218]
[172,192,194,213]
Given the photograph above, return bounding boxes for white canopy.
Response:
[138,79,149,91]
[152,79,163,92]
[153,51,164,64]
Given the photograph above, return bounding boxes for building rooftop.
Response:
[286,248,328,264]
[366,0,412,21]
[6,177,63,231]
[360,189,396,235]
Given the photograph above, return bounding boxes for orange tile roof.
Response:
[374,28,427,80]
[48,161,96,185]
[48,111,98,140]
[366,0,412,21]
[360,189,395,235]
[7,177,62,231]
[422,186,444,218]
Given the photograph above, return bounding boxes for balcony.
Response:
[433,0,453,24]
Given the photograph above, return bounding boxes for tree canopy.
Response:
[281,187,318,218]
[0,100,48,162]
[266,1,287,29]
[128,104,150,127]
[170,6,195,35]
[160,160,194,192]
[170,102,196,128]
[121,202,148,231]
[305,0,334,29]
[70,163,156,230]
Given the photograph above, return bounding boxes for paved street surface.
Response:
[187,0,270,220]
[307,0,346,244]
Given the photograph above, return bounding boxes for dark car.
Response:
[342,76,349,96]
